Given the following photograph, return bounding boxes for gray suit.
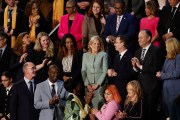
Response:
[161,54,180,114]
[34,79,68,120]
[82,51,108,109]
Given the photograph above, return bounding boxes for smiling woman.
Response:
[82,35,108,111]
[58,0,84,50]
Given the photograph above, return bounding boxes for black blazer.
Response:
[112,51,134,102]
[56,50,83,81]
[0,87,12,120]
[0,46,13,76]
[10,79,39,120]
[157,5,180,41]
[124,98,144,120]
[133,45,163,94]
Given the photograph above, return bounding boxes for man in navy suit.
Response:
[10,62,39,120]
[131,29,163,120]
[107,35,133,106]
[104,0,138,67]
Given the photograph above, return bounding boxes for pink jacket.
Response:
[96,100,119,120]
[58,12,84,49]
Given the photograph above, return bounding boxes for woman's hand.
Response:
[115,110,127,119]
[87,85,93,92]
[156,71,161,78]
[92,84,99,90]
[19,53,28,63]
[91,108,99,115]
[63,76,70,81]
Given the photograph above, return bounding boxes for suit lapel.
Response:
[21,80,32,98]
[118,13,126,34]
[173,5,180,21]
[45,80,52,99]
[57,80,63,96]
[70,12,78,32]
[112,15,117,35]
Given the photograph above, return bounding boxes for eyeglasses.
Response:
[66,6,74,9]
[1,79,10,82]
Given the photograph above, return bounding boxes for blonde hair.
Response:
[34,32,54,58]
[166,38,180,59]
[145,0,158,16]
[88,36,104,52]
[124,80,143,105]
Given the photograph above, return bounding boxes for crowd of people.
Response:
[0,0,180,120]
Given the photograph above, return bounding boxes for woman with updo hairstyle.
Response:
[10,32,32,82]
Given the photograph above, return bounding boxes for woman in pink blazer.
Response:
[91,85,122,120]
[58,0,84,50]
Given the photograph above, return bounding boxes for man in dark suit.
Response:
[0,31,13,76]
[104,0,138,67]
[10,62,39,120]
[157,0,180,41]
[0,71,13,120]
[131,29,163,120]
[107,35,133,105]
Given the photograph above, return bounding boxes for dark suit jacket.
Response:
[104,13,138,61]
[133,45,163,94]
[112,51,133,101]
[157,5,180,41]
[56,51,83,81]
[0,46,13,76]
[104,13,138,43]
[0,87,12,120]
[10,79,39,120]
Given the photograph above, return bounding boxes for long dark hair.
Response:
[57,34,77,61]
[87,0,104,18]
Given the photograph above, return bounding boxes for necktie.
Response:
[116,16,121,32]
[8,9,13,27]
[140,49,146,61]
[171,7,177,19]
[0,49,2,60]
[51,84,56,97]
[119,54,121,60]
[6,89,10,96]
[29,81,33,94]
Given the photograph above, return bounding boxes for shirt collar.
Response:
[175,2,180,8]
[143,43,151,50]
[24,77,34,84]
[119,49,127,57]
[48,79,57,86]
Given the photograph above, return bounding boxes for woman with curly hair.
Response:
[31,32,55,83]
[56,33,83,81]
